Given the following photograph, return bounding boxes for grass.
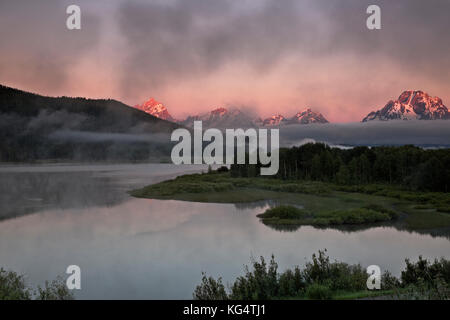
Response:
[278,289,395,300]
[332,289,396,300]
[130,171,450,231]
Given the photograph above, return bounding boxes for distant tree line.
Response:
[230,143,450,192]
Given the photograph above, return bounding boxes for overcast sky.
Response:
[1,0,449,122]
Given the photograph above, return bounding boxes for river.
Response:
[0,164,449,299]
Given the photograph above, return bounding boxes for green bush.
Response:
[193,273,228,300]
[401,256,450,286]
[36,277,74,300]
[229,255,279,300]
[193,251,450,300]
[305,283,333,300]
[0,268,73,300]
[0,268,31,300]
[315,208,395,225]
[278,267,305,297]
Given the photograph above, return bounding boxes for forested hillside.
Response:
[0,85,179,161]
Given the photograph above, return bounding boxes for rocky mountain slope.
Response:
[363,90,450,122]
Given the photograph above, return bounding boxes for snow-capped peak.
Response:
[134,98,176,122]
[261,108,328,126]
[262,114,286,126]
[180,107,256,128]
[290,108,329,124]
[362,90,450,122]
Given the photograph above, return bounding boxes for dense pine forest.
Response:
[230,144,450,192]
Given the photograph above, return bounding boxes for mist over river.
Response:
[0,164,449,299]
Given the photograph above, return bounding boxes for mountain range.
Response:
[2,84,449,162]
[134,99,329,128]
[136,90,449,126]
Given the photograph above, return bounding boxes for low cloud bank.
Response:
[280,121,450,147]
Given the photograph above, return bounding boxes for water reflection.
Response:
[256,208,450,240]
[0,164,207,221]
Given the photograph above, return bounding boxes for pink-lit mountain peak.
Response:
[291,108,329,124]
[262,114,286,126]
[210,107,228,116]
[134,98,176,122]
[261,108,329,126]
[363,90,450,122]
[132,98,329,127]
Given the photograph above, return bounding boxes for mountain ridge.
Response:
[362,90,450,122]
[134,98,329,128]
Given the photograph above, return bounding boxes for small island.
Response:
[256,204,398,227]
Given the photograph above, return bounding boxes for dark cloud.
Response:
[316,0,450,72]
[116,0,316,96]
[116,0,450,96]
[1,0,449,115]
[0,0,100,91]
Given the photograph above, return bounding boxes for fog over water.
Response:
[0,164,449,299]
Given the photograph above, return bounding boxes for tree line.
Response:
[230,143,450,192]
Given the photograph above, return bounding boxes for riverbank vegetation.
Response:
[231,143,450,192]
[193,250,450,300]
[130,166,450,231]
[0,268,74,300]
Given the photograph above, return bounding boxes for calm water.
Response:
[0,164,449,299]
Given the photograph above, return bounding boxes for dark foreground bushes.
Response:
[193,250,450,300]
[0,268,74,300]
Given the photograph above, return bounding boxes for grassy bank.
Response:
[130,171,450,230]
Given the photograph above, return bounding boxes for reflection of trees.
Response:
[392,225,450,241]
[259,218,450,240]
[0,172,127,220]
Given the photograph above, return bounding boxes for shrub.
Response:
[381,271,401,290]
[229,255,279,300]
[401,256,450,286]
[193,273,228,300]
[37,277,74,300]
[396,278,450,300]
[305,283,333,300]
[192,251,450,300]
[278,267,305,297]
[0,269,74,300]
[315,208,394,225]
[0,268,31,300]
